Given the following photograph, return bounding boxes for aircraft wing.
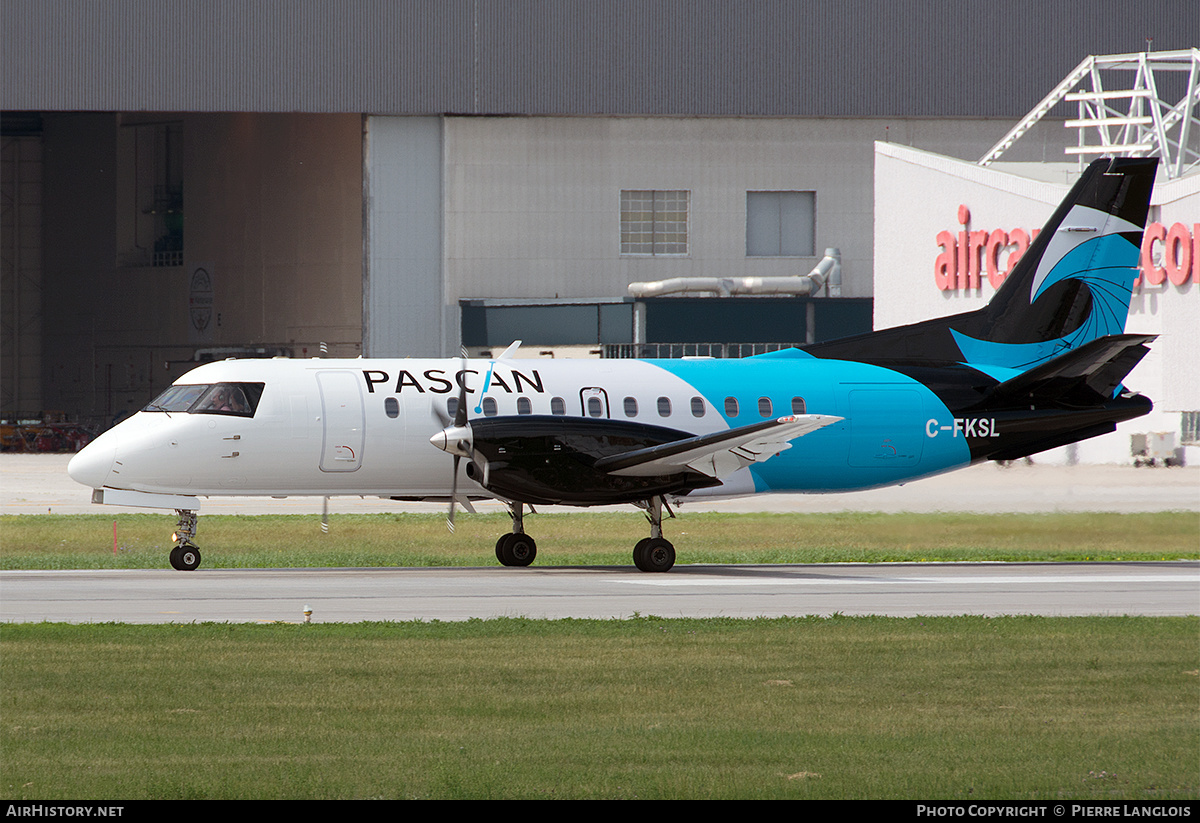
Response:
[593,414,841,478]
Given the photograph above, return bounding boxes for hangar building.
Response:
[1,0,1196,463]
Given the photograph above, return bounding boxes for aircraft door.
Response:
[580,387,610,418]
[316,371,365,472]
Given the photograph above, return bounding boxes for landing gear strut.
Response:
[169,509,202,571]
[495,502,537,567]
[633,496,676,572]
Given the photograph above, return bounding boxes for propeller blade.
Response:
[454,349,469,428]
[447,455,460,532]
[446,346,469,533]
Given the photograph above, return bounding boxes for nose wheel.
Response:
[169,543,202,571]
[169,509,202,571]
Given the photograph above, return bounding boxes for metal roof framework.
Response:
[979,50,1200,180]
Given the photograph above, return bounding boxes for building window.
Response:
[746,191,814,257]
[621,190,689,255]
[1183,411,1200,445]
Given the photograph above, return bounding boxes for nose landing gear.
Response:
[169,509,202,571]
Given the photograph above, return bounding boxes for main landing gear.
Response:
[495,502,537,567]
[492,497,676,572]
[633,496,675,573]
[169,508,202,571]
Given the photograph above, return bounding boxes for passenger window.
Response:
[791,396,806,414]
[482,397,498,417]
[724,397,739,417]
[758,397,773,417]
[623,396,638,417]
[517,397,532,415]
[551,397,566,416]
[587,396,604,418]
[385,397,400,418]
[690,397,705,417]
[447,396,459,420]
[657,397,672,417]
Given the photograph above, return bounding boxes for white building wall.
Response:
[874,142,1199,465]
[441,116,1070,306]
[365,115,1073,357]
[443,117,874,305]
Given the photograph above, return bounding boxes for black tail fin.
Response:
[807,157,1158,370]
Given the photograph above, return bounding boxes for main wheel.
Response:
[632,537,652,571]
[497,533,537,567]
[169,544,202,571]
[636,537,674,573]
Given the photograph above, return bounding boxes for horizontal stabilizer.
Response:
[595,414,841,478]
[981,334,1155,408]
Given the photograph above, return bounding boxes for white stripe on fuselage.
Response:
[93,357,732,499]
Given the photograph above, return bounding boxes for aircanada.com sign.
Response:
[933,205,1196,292]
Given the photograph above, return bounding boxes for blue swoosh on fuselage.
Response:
[652,358,971,492]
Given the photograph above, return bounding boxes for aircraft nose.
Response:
[67,435,116,489]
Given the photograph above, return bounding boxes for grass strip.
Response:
[1,511,1197,569]
[2,617,1196,800]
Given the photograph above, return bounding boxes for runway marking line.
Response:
[616,573,1195,586]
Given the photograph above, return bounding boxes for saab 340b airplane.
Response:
[69,157,1159,572]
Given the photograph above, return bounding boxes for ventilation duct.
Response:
[628,249,841,298]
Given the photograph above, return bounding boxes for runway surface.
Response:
[2,562,1196,623]
[3,455,1197,623]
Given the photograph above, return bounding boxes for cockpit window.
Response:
[143,383,265,417]
[144,385,209,413]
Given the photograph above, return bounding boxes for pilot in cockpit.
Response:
[204,386,248,414]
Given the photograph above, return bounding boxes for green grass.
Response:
[2,617,1196,800]
[1,511,1197,569]
[4,512,1196,798]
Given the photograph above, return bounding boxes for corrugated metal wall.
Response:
[4,0,1196,116]
[364,116,445,358]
